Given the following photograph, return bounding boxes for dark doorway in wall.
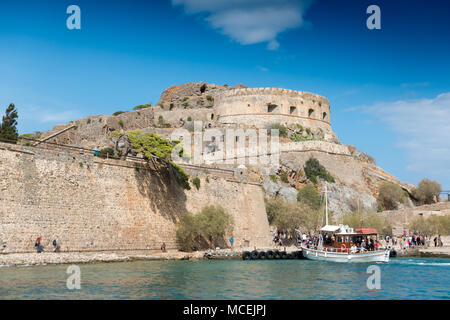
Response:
[211,113,214,120]
[200,84,207,94]
[290,106,297,115]
[308,108,315,117]
[169,103,174,111]
[322,112,327,120]
[268,104,278,113]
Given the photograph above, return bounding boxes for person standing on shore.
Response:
[34,236,43,253]
[229,235,234,250]
[52,236,60,252]
[438,235,443,247]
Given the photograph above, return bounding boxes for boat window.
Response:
[337,236,343,242]
[345,236,349,243]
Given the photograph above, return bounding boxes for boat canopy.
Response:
[320,225,341,232]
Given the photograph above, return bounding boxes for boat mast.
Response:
[324,183,328,226]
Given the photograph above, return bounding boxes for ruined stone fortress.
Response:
[0,82,414,254]
[215,87,331,133]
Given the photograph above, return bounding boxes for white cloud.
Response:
[365,93,450,180]
[172,0,314,50]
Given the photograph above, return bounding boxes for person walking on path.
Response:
[229,235,234,250]
[34,236,43,253]
[52,236,60,252]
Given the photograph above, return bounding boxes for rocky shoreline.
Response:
[0,250,209,267]
[394,246,450,259]
[1,246,449,267]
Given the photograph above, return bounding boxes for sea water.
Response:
[0,258,449,299]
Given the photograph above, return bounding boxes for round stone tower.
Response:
[214,87,331,133]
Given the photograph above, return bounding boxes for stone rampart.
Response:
[0,142,271,253]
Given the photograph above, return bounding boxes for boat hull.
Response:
[301,246,390,263]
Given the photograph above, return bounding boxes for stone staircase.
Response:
[32,124,76,146]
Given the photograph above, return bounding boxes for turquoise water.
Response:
[0,258,449,299]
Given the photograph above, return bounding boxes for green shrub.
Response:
[133,104,152,110]
[182,97,189,102]
[128,131,190,189]
[412,178,442,205]
[176,205,234,251]
[192,177,201,190]
[271,124,287,137]
[306,128,311,135]
[342,211,393,236]
[297,124,303,131]
[98,147,116,159]
[304,157,335,184]
[297,184,322,210]
[187,116,192,122]
[269,174,277,182]
[409,214,450,236]
[118,120,124,128]
[290,133,313,142]
[87,118,91,124]
[377,182,403,210]
[265,197,319,237]
[280,173,289,183]
[206,95,213,102]
[113,111,125,116]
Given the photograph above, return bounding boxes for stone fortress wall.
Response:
[215,88,332,133]
[0,142,272,253]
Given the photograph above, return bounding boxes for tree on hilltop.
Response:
[0,103,19,144]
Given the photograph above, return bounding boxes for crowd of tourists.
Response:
[384,234,444,249]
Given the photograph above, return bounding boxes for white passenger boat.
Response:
[300,225,390,263]
[300,185,390,263]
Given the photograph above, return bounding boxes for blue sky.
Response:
[0,0,449,189]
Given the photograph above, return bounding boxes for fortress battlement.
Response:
[216,87,329,102]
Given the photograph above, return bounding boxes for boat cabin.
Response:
[319,225,379,253]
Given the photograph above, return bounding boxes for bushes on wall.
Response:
[280,173,289,183]
[128,131,190,189]
[133,104,152,110]
[271,124,288,137]
[113,111,125,116]
[98,147,121,159]
[192,177,201,190]
[176,205,234,251]
[304,157,335,184]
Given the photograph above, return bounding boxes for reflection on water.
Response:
[0,258,449,299]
